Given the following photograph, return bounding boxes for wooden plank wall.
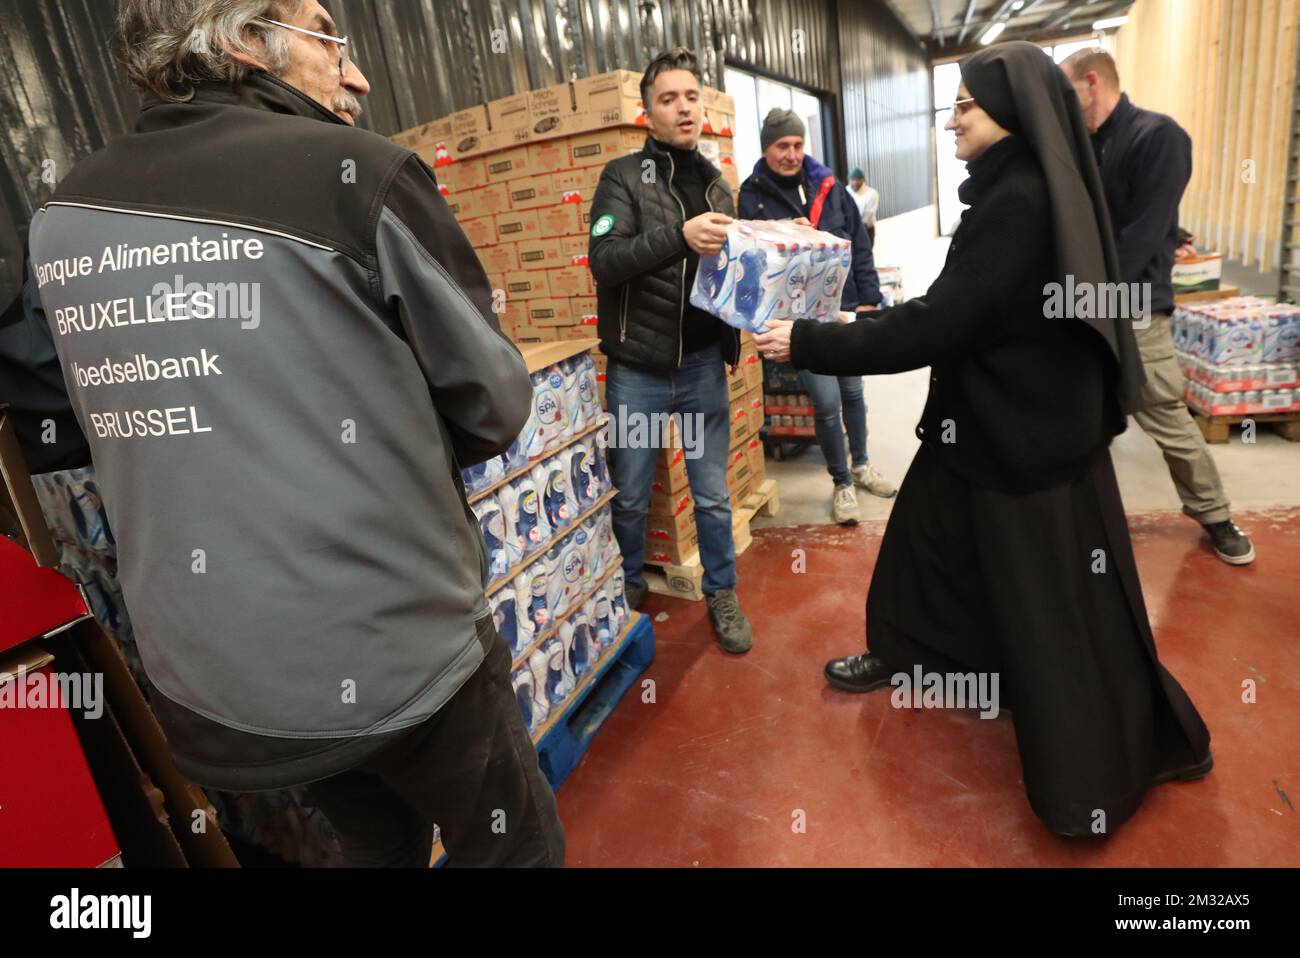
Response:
[1113,0,1298,274]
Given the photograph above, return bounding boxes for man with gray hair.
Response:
[24,0,564,866]
[1062,48,1254,566]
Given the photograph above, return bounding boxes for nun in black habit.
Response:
[753,41,1212,837]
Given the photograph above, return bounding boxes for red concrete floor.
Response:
[556,507,1300,866]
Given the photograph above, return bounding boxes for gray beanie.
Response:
[761,108,806,151]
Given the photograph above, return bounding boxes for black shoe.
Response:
[706,589,753,654]
[1153,750,1214,786]
[626,580,649,610]
[1203,520,1255,565]
[823,653,895,693]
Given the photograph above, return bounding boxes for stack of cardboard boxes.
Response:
[644,335,765,566]
[391,70,738,347]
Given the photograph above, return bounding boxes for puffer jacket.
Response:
[738,154,882,309]
[588,136,740,370]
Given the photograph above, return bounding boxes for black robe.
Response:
[789,135,1210,837]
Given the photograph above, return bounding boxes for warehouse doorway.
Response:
[723,66,829,182]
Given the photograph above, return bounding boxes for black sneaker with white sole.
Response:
[1203,520,1255,565]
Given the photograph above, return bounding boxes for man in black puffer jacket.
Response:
[588,48,752,654]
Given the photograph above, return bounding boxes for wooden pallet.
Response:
[1192,409,1300,443]
[644,479,778,601]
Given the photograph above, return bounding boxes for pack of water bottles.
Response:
[461,352,602,496]
[1172,297,1300,415]
[689,219,852,332]
[502,530,631,736]
[471,426,612,584]
[1171,297,1300,367]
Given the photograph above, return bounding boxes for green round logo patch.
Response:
[591,213,615,237]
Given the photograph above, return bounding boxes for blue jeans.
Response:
[605,341,736,595]
[797,369,869,487]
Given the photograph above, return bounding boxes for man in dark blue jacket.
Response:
[1063,49,1254,566]
[738,109,895,525]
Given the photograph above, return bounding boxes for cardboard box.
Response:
[569,128,646,168]
[653,450,690,493]
[478,241,518,274]
[516,236,564,268]
[648,486,694,519]
[730,407,752,450]
[506,172,555,210]
[495,208,542,244]
[449,105,491,157]
[392,116,453,151]
[443,189,475,220]
[646,505,696,543]
[742,352,763,392]
[488,93,531,131]
[539,203,583,238]
[525,298,571,326]
[528,136,572,171]
[705,110,735,137]
[514,326,558,343]
[572,69,649,129]
[728,364,748,401]
[471,181,512,217]
[437,156,489,193]
[574,70,642,111]
[1172,253,1223,294]
[645,530,698,566]
[561,234,589,264]
[552,165,602,193]
[460,215,496,248]
[504,270,551,301]
[549,264,594,297]
[486,145,533,183]
[528,83,577,140]
[578,200,593,232]
[746,390,765,434]
[558,325,599,341]
[726,447,752,496]
[570,295,598,325]
[745,436,765,484]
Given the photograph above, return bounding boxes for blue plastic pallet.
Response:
[535,613,655,789]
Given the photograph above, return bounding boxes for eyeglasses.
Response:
[951,97,977,116]
[252,15,351,79]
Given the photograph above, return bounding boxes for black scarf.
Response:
[959,41,1144,417]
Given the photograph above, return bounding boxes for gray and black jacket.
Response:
[27,71,532,790]
[588,137,740,370]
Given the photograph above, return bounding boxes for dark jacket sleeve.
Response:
[842,187,881,309]
[791,178,1048,376]
[1116,120,1191,285]
[588,162,690,288]
[0,262,90,474]
[737,181,759,219]
[377,154,532,467]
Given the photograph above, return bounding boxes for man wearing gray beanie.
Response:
[740,107,895,525]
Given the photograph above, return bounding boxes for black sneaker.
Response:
[626,580,649,610]
[1203,520,1255,565]
[706,589,753,654]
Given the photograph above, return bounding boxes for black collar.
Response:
[139,71,345,127]
[641,135,722,183]
[957,134,1029,206]
[1095,92,1133,141]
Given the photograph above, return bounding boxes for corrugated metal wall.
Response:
[837,1,933,220]
[0,0,931,307]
